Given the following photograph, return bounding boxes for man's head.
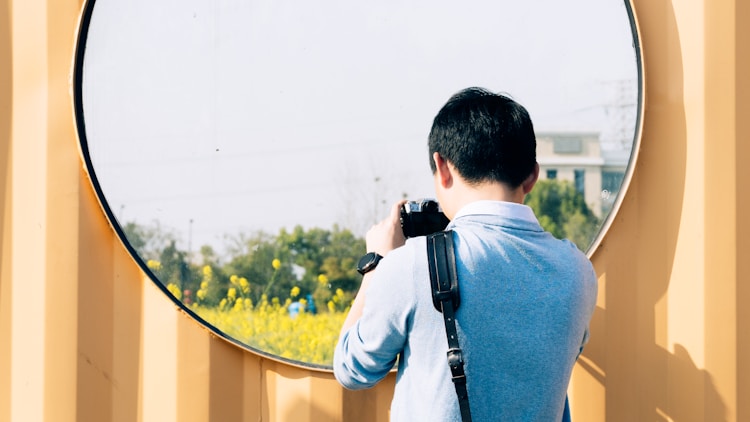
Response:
[428,87,537,189]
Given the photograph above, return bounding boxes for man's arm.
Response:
[338,200,406,337]
[339,272,375,335]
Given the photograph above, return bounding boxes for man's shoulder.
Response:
[369,236,427,287]
[387,235,427,265]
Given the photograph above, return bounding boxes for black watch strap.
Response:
[357,252,383,275]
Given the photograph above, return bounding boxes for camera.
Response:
[400,199,450,238]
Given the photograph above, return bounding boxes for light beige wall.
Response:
[0,0,747,421]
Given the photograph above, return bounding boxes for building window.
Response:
[546,169,557,179]
[602,171,625,193]
[601,171,625,214]
[553,137,582,153]
[574,169,585,195]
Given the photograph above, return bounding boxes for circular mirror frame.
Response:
[72,0,644,371]
[587,0,644,256]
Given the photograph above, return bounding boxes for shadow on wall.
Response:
[585,311,727,421]
[580,0,728,420]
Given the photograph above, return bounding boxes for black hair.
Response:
[428,87,537,188]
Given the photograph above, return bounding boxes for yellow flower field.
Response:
[182,282,347,366]
[162,259,352,366]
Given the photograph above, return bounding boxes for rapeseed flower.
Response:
[166,283,181,300]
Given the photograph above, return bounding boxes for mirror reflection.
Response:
[76,0,640,367]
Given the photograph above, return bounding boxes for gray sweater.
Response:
[334,201,598,421]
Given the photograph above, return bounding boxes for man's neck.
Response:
[444,180,526,219]
[463,181,526,204]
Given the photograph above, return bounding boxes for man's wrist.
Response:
[356,252,383,275]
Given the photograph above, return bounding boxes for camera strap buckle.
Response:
[446,348,466,382]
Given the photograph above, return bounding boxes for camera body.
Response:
[400,199,449,238]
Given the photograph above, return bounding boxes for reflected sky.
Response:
[82,0,638,256]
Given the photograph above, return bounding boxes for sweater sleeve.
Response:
[333,242,418,389]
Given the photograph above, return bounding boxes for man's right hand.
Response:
[365,200,407,257]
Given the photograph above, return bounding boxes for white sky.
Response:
[82,0,639,255]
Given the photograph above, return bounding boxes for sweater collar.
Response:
[449,200,541,229]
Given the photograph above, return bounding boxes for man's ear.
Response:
[521,162,540,194]
[433,152,453,188]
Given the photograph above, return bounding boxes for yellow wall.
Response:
[0,0,747,420]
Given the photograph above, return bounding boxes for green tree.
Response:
[154,240,194,289]
[222,230,296,303]
[524,179,599,251]
[121,220,178,261]
[121,221,201,294]
[221,225,365,311]
[276,225,364,311]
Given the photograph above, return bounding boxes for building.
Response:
[537,131,631,218]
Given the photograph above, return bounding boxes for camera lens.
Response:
[423,199,440,212]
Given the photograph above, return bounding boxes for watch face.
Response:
[357,252,382,275]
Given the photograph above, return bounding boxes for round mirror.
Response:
[74,0,642,368]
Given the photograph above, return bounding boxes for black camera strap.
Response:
[427,230,472,422]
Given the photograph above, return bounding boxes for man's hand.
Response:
[338,200,407,336]
[365,200,408,256]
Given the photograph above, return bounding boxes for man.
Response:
[333,87,598,421]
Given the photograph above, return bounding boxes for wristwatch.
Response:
[357,252,383,275]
